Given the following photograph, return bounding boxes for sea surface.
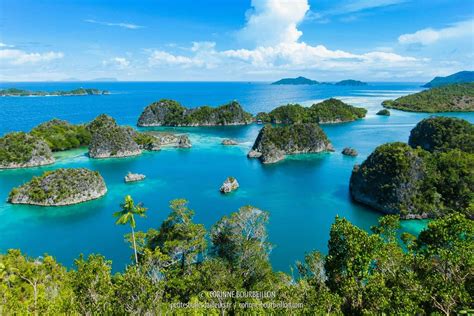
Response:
[1,81,473,272]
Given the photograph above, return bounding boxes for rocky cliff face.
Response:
[137,99,253,126]
[249,123,333,164]
[8,168,107,206]
[87,114,142,158]
[0,132,55,169]
[349,142,432,218]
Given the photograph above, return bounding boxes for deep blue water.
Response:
[1,81,473,272]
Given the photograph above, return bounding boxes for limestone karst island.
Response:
[0,0,473,314]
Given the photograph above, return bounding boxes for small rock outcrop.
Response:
[220,177,239,194]
[137,99,253,127]
[0,132,55,169]
[249,123,334,164]
[376,109,391,116]
[125,172,146,183]
[87,114,142,158]
[222,139,238,145]
[8,168,107,206]
[342,147,358,156]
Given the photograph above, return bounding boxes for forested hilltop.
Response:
[382,83,474,112]
[0,197,472,314]
[256,98,367,124]
[0,87,109,96]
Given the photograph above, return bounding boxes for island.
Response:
[382,83,474,112]
[350,117,473,219]
[139,131,192,148]
[423,70,474,88]
[256,98,367,124]
[342,147,358,156]
[30,119,91,151]
[271,76,319,85]
[248,123,334,164]
[125,172,146,183]
[0,88,109,96]
[137,99,253,127]
[220,176,239,193]
[335,79,367,86]
[408,116,474,153]
[271,77,367,86]
[8,168,107,206]
[376,109,390,116]
[87,114,142,158]
[0,132,55,169]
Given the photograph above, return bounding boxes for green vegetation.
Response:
[0,87,109,96]
[258,98,367,124]
[113,195,147,264]
[335,79,367,86]
[0,132,52,167]
[1,197,472,314]
[382,83,474,112]
[31,119,91,151]
[376,109,390,116]
[271,76,319,85]
[409,116,474,153]
[255,123,331,151]
[8,168,106,205]
[138,99,253,126]
[87,114,141,158]
[423,70,474,87]
[351,117,474,218]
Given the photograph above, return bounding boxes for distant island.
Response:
[271,76,320,85]
[335,79,367,86]
[423,70,474,88]
[137,99,253,127]
[256,98,367,124]
[271,76,367,86]
[382,83,474,112]
[0,87,110,97]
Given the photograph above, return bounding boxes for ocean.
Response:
[1,81,472,272]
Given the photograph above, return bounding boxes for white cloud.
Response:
[0,42,14,48]
[103,57,130,69]
[85,19,143,29]
[0,49,64,65]
[337,0,407,14]
[148,50,204,68]
[398,19,474,45]
[238,0,309,46]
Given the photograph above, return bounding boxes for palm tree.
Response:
[113,195,147,265]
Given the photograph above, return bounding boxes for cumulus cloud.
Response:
[103,57,130,69]
[398,19,474,45]
[0,49,64,65]
[141,0,424,80]
[238,0,309,46]
[85,19,143,29]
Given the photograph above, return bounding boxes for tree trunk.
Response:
[131,226,138,264]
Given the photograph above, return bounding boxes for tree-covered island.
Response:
[350,116,473,219]
[256,98,367,124]
[0,132,55,169]
[8,168,107,206]
[382,83,474,112]
[248,123,334,163]
[0,87,109,96]
[137,99,253,126]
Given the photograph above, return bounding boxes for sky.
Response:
[0,0,473,82]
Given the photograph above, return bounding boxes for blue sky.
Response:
[0,0,473,81]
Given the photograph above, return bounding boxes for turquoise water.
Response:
[0,82,472,272]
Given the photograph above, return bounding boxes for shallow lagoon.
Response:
[0,82,472,272]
